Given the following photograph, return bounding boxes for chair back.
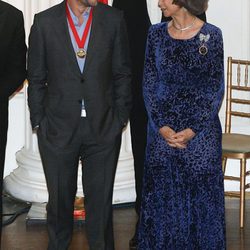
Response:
[225,57,250,133]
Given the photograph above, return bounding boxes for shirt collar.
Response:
[67,3,91,26]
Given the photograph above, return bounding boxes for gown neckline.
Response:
[165,21,207,41]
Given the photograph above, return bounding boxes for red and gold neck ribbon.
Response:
[66,3,93,50]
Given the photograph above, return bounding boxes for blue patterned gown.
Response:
[138,22,226,250]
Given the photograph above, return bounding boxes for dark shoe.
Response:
[129,236,137,250]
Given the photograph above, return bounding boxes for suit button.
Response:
[81,78,85,83]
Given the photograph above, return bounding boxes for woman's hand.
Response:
[159,126,187,149]
[168,128,196,148]
[159,127,195,149]
[159,126,175,141]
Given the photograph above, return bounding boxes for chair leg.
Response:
[222,157,227,173]
[239,158,246,228]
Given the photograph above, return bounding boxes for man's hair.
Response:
[173,0,208,15]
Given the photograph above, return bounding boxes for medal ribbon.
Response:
[98,0,108,4]
[66,3,93,50]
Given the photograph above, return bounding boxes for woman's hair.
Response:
[173,0,208,15]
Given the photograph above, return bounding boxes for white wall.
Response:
[207,0,250,191]
[4,0,250,192]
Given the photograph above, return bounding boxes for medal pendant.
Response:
[77,49,86,58]
[199,45,208,56]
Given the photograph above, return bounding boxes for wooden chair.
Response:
[222,56,250,228]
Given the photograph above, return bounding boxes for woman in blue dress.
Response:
[138,0,226,249]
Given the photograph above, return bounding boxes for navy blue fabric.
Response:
[138,22,226,250]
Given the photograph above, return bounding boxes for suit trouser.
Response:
[37,118,121,250]
[0,100,8,241]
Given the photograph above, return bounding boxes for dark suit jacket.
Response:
[0,0,26,100]
[28,1,132,147]
[112,0,150,113]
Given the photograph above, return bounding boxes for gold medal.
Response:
[77,49,86,58]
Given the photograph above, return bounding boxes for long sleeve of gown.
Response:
[143,26,166,132]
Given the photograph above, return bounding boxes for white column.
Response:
[4,84,49,202]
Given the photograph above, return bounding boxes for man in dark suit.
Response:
[112,1,206,249]
[28,0,131,249]
[0,0,26,240]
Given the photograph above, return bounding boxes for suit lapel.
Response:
[82,4,102,76]
[55,1,82,76]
